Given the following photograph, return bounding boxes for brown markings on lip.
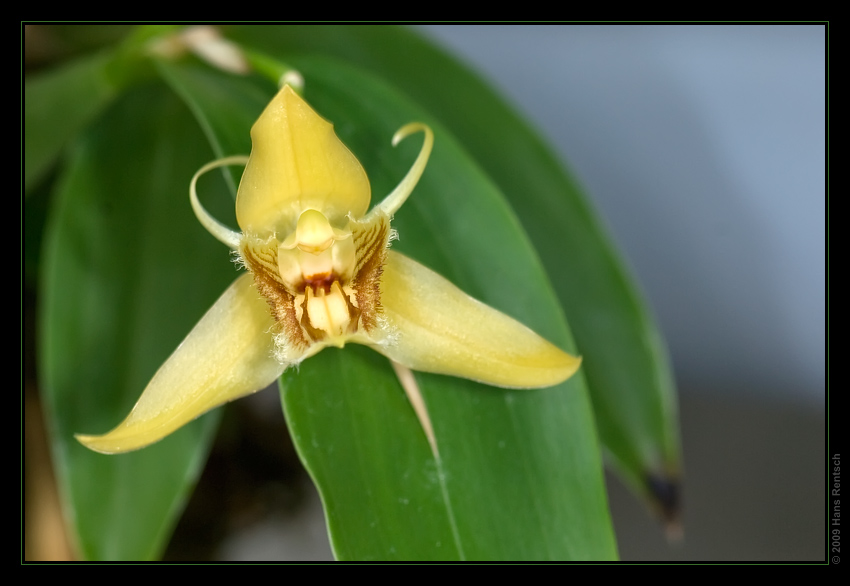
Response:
[350,215,390,334]
[239,240,309,351]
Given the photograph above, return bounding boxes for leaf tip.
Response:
[646,471,683,540]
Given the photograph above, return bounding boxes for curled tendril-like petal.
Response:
[189,155,247,249]
[367,123,434,221]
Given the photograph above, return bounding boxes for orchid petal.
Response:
[367,122,434,221]
[376,251,581,389]
[235,85,370,234]
[76,273,282,454]
[189,155,247,250]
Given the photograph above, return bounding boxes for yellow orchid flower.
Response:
[76,84,581,455]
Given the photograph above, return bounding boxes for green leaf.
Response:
[25,52,118,192]
[24,25,183,194]
[158,57,617,560]
[230,25,681,516]
[39,84,236,560]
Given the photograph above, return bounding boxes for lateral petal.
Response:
[76,273,282,454]
[235,85,371,234]
[376,251,582,389]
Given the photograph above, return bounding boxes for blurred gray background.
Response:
[409,24,826,561]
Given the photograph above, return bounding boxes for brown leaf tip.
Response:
[646,472,683,541]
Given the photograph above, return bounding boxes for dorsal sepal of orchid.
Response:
[235,84,371,236]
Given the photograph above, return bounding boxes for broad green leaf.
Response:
[25,52,118,191]
[158,58,617,560]
[39,84,236,560]
[24,26,172,193]
[229,25,681,516]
